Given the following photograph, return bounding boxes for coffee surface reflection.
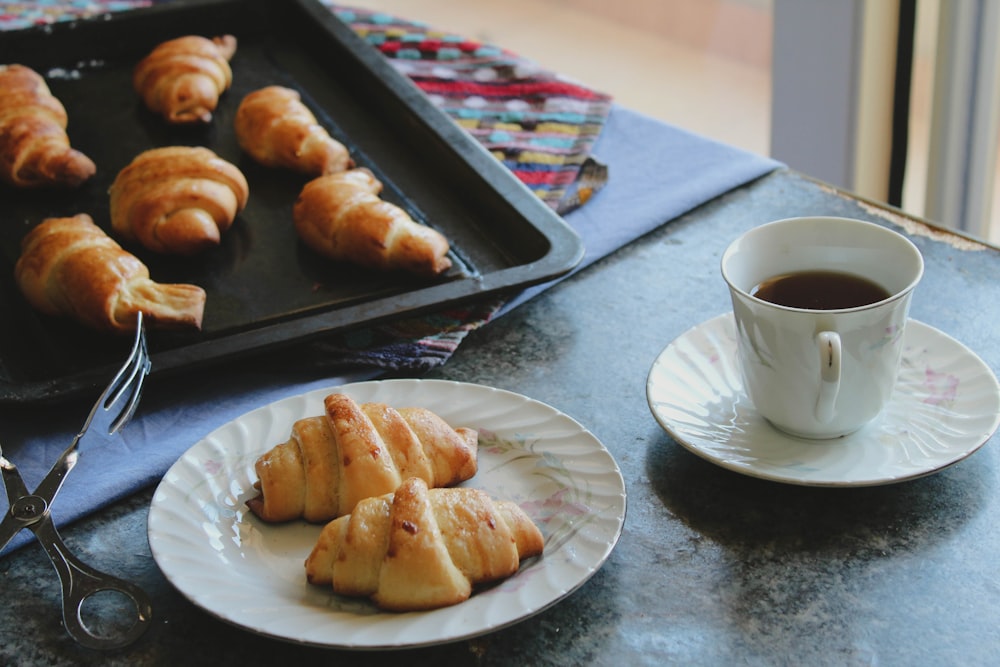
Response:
[750,270,891,310]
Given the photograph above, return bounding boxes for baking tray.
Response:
[0,0,584,404]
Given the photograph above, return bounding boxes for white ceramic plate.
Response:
[646,313,1000,487]
[147,379,626,649]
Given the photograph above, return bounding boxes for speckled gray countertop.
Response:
[3,170,999,666]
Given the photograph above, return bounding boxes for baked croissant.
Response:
[234,86,352,176]
[109,146,249,255]
[247,392,478,523]
[293,168,452,277]
[14,214,206,332]
[132,35,236,124]
[0,64,96,188]
[305,476,545,611]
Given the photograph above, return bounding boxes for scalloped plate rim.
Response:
[147,378,627,649]
[646,313,1000,487]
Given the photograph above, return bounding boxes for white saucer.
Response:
[646,313,1000,487]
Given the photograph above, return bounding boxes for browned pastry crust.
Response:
[304,477,545,611]
[234,86,353,176]
[132,35,237,124]
[247,393,479,523]
[292,168,452,277]
[14,213,206,332]
[0,64,96,188]
[109,146,249,255]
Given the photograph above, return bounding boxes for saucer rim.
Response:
[645,313,1000,487]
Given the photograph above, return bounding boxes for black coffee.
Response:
[750,270,891,310]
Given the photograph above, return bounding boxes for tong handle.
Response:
[32,518,152,650]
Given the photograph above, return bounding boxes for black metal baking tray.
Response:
[0,0,584,403]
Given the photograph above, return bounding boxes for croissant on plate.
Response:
[14,214,206,332]
[292,168,452,277]
[0,64,96,188]
[133,35,236,124]
[109,146,249,255]
[234,85,352,176]
[247,392,478,524]
[305,476,545,611]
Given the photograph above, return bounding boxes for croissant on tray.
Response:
[133,35,236,124]
[234,85,352,176]
[0,64,96,188]
[247,393,478,524]
[14,214,206,332]
[109,146,249,255]
[305,476,545,611]
[292,168,452,277]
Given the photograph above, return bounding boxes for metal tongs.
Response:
[0,313,153,650]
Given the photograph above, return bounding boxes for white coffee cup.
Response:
[721,216,924,439]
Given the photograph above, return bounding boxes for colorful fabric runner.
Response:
[332,5,612,213]
[0,0,152,28]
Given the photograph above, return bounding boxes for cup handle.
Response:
[815,331,841,423]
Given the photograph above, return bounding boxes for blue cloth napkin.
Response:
[0,105,781,556]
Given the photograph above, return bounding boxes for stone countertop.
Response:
[3,169,999,666]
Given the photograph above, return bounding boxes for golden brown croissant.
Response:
[109,146,249,255]
[14,213,206,332]
[305,476,545,611]
[132,35,236,124]
[247,393,478,523]
[234,86,352,176]
[0,64,96,188]
[292,168,452,277]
